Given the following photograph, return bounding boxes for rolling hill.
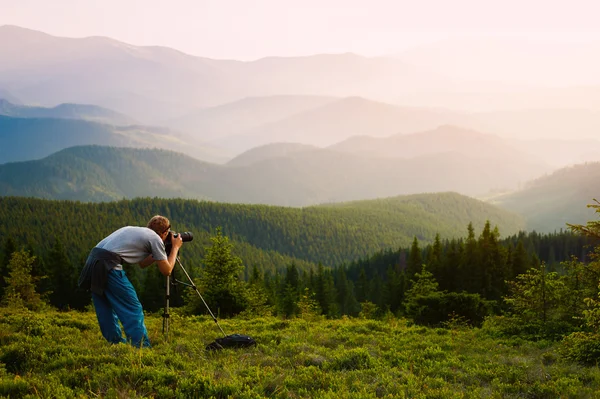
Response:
[489,162,600,232]
[329,124,600,170]
[0,193,525,270]
[213,97,471,153]
[165,95,337,140]
[0,99,136,125]
[0,143,551,206]
[226,143,319,167]
[0,88,20,104]
[0,115,230,164]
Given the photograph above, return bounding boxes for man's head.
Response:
[147,215,171,239]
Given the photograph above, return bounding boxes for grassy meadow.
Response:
[1,308,599,398]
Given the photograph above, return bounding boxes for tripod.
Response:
[162,257,226,340]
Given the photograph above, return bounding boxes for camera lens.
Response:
[180,232,193,242]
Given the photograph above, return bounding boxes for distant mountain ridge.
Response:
[165,95,338,140]
[490,162,600,232]
[0,99,136,125]
[212,97,471,152]
[0,25,447,123]
[0,115,230,164]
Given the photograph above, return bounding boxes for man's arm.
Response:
[139,255,154,268]
[156,235,183,276]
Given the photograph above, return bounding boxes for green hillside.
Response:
[490,162,600,232]
[0,145,218,201]
[0,194,524,270]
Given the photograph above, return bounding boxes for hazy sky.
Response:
[2,0,600,60]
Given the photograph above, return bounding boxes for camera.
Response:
[164,231,193,254]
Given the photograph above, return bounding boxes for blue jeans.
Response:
[92,269,151,348]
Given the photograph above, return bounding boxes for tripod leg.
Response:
[162,274,170,338]
[176,257,227,337]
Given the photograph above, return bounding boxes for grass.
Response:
[1,308,599,398]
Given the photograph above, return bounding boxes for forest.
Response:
[0,196,596,329]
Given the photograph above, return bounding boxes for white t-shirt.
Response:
[96,226,168,265]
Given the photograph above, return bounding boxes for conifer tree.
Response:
[241,265,273,318]
[504,262,566,325]
[355,267,369,303]
[407,237,422,277]
[45,239,75,309]
[2,250,46,311]
[280,263,300,317]
[460,223,480,294]
[404,264,439,318]
[0,237,17,299]
[441,239,462,292]
[478,223,508,300]
[427,233,443,279]
[188,227,246,317]
[315,263,337,317]
[382,265,405,314]
[511,239,530,278]
[335,266,359,316]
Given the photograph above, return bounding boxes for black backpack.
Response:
[206,334,257,351]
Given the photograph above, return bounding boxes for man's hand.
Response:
[157,233,184,276]
[170,233,184,252]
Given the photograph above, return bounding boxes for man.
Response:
[78,215,183,347]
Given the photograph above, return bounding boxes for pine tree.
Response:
[280,263,300,317]
[45,239,75,309]
[407,237,422,277]
[315,263,337,317]
[441,239,462,292]
[2,250,46,311]
[188,227,246,317]
[355,267,369,303]
[240,266,273,318]
[335,266,359,316]
[511,239,530,278]
[460,223,480,294]
[0,237,17,299]
[427,233,443,280]
[404,264,439,318]
[504,262,566,325]
[382,266,405,315]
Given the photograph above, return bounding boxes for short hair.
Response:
[147,215,170,235]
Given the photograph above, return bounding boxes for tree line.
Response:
[1,214,593,321]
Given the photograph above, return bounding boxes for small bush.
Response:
[409,292,491,327]
[327,348,374,371]
[559,332,600,365]
[482,315,578,341]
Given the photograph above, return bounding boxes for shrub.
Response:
[559,332,600,365]
[482,315,577,341]
[327,348,374,371]
[408,291,491,327]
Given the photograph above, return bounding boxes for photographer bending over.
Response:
[78,215,183,347]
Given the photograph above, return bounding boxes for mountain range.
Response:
[3,25,600,140]
[1,25,599,237]
[0,25,445,123]
[0,143,595,232]
[3,97,600,169]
